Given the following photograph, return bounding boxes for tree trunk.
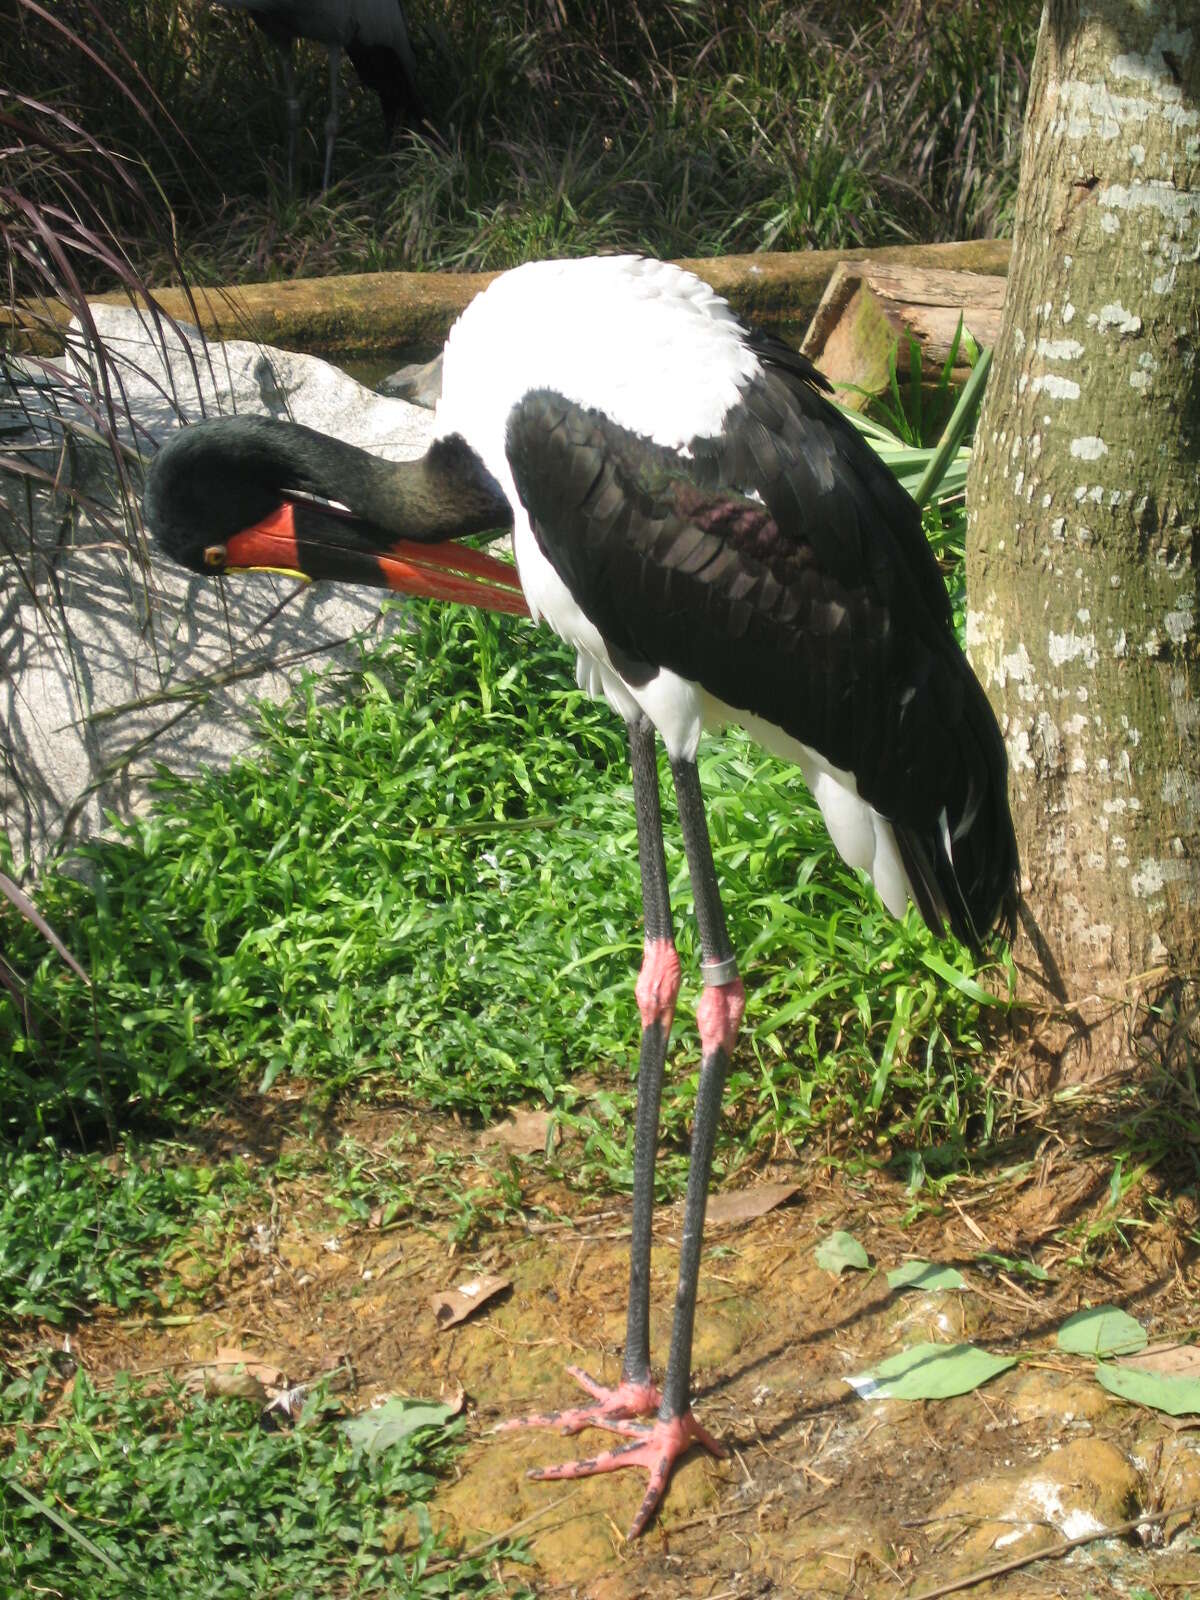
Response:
[965,2,1199,1083]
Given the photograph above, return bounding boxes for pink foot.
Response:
[493,1366,661,1437]
[528,1410,728,1539]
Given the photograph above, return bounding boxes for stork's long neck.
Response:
[256,425,512,543]
[144,415,527,613]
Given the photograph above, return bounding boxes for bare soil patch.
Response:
[14,1099,1200,1599]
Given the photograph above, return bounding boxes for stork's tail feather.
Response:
[895,676,1019,953]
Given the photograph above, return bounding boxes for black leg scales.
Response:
[494,717,677,1434]
[497,742,742,1539]
[522,754,742,1538]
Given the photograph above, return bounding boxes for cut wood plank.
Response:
[800,261,1005,409]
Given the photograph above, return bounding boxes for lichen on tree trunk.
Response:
[965,1,1199,1079]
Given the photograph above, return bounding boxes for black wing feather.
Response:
[504,352,1017,948]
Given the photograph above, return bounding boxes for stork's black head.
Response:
[143,415,528,614]
[143,415,327,576]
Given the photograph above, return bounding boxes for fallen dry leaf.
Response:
[214,1346,284,1387]
[479,1108,556,1155]
[184,1346,286,1404]
[1117,1342,1200,1379]
[440,1381,467,1415]
[185,1364,268,1402]
[431,1273,511,1329]
[706,1182,801,1227]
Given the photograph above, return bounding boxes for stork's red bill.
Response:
[210,496,529,616]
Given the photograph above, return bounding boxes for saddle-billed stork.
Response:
[144,254,1018,1538]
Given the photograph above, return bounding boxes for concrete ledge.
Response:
[8,240,1010,357]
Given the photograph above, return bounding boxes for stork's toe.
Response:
[526,1410,728,1539]
[492,1367,661,1436]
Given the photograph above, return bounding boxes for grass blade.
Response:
[0,871,90,983]
[912,346,993,508]
[2,1474,127,1577]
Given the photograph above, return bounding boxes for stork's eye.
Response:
[203,544,227,569]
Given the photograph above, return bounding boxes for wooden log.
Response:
[799,260,1005,409]
[3,239,1010,359]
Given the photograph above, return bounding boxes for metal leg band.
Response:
[700,955,739,987]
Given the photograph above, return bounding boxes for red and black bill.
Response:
[210,497,529,618]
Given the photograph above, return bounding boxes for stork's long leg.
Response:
[658,753,743,1422]
[530,754,740,1538]
[495,715,677,1433]
[618,714,678,1395]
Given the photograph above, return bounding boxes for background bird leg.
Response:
[273,39,300,193]
[322,43,341,190]
[619,714,678,1405]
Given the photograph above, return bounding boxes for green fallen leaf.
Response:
[1095,1363,1200,1417]
[887,1261,967,1292]
[1056,1307,1147,1358]
[815,1231,869,1275]
[343,1397,455,1457]
[847,1342,1015,1401]
[977,1252,1049,1282]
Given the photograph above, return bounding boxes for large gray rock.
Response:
[1,304,438,871]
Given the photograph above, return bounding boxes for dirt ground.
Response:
[29,1095,1200,1599]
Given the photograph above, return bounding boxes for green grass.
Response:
[3,594,1002,1168]
[0,1144,252,1325]
[323,1133,540,1248]
[0,1366,527,1598]
[7,0,1038,288]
